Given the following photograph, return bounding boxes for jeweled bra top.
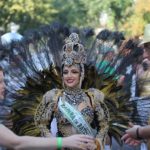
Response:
[55,88,95,136]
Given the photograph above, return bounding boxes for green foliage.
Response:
[0,0,56,32]
[123,0,150,36]
[0,0,111,32]
[109,0,133,30]
[0,0,150,36]
[51,0,88,27]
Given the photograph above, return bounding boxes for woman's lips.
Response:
[66,79,74,83]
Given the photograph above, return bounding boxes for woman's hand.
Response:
[62,134,96,150]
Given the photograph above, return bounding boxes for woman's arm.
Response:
[0,124,95,150]
[34,90,57,137]
[93,89,110,150]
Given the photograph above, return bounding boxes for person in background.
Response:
[35,33,109,150]
[122,24,150,149]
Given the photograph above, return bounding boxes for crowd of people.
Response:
[0,23,150,150]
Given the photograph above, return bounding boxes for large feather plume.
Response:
[0,24,149,146]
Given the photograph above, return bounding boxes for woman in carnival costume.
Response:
[0,66,95,150]
[34,33,110,150]
[1,24,138,150]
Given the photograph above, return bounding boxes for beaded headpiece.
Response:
[62,33,87,66]
[62,33,86,88]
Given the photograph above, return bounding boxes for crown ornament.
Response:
[62,33,87,66]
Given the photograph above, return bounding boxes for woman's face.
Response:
[63,65,80,88]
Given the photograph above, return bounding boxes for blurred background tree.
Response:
[0,0,57,33]
[123,0,150,37]
[0,0,150,37]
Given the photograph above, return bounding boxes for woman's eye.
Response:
[63,69,79,74]
[63,71,68,74]
[72,71,79,74]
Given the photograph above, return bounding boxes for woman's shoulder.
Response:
[43,88,62,103]
[44,88,62,96]
[86,88,104,102]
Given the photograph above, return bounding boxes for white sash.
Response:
[58,97,97,137]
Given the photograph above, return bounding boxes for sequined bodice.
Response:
[55,89,94,136]
[35,88,109,150]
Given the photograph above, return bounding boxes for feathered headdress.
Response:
[62,33,87,88]
[62,33,86,66]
